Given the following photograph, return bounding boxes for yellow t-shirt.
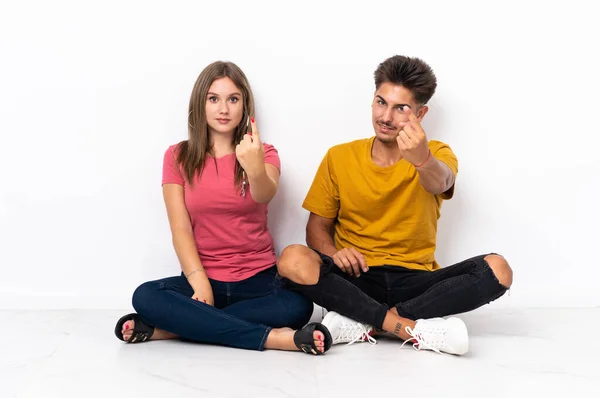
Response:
[302,137,458,271]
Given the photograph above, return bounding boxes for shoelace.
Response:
[401,326,444,354]
[337,322,377,345]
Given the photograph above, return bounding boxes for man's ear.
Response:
[417,105,429,122]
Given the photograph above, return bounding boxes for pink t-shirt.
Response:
[162,143,281,282]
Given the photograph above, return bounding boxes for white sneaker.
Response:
[321,311,377,345]
[401,317,469,355]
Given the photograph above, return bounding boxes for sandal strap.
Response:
[293,322,333,355]
[114,313,155,343]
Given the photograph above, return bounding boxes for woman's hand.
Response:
[192,287,214,306]
[235,117,266,178]
[187,270,214,306]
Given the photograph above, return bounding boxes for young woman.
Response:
[114,61,331,355]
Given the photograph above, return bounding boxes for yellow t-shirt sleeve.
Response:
[430,141,459,200]
[302,149,340,218]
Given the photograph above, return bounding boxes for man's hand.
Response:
[236,117,266,177]
[396,106,431,167]
[332,247,368,277]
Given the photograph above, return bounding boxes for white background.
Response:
[1,0,598,309]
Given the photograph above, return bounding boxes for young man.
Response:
[277,55,513,356]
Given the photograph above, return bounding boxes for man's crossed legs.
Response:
[277,245,513,355]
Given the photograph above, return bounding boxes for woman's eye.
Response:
[208,96,218,103]
[230,97,239,103]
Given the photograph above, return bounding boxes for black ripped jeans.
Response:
[284,251,508,329]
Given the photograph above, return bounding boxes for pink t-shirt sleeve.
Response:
[263,143,281,173]
[162,145,185,186]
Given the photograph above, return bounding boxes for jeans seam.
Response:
[226,283,231,306]
[258,327,272,351]
[384,271,392,306]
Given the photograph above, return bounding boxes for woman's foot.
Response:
[121,319,177,342]
[264,327,326,353]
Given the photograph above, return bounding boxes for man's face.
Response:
[371,82,427,144]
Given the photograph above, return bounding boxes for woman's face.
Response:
[205,77,244,137]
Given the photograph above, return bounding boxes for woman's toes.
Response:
[122,320,135,339]
[315,341,323,352]
[313,331,325,352]
[314,331,324,341]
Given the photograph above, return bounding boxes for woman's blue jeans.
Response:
[131,266,313,351]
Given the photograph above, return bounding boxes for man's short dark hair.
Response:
[374,55,437,105]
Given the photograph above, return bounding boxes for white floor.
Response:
[1,308,599,398]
